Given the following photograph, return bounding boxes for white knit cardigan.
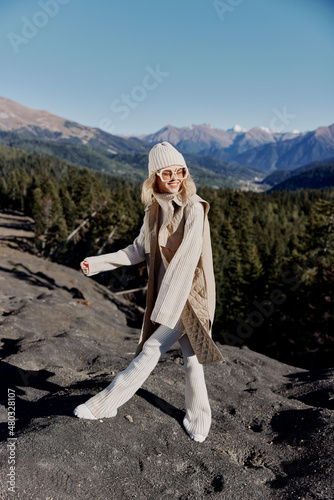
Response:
[83,192,204,331]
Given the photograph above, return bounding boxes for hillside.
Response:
[0,134,149,180]
[262,158,334,188]
[0,96,148,155]
[0,133,260,188]
[267,163,334,192]
[0,212,333,499]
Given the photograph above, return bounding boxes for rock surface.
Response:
[0,211,333,500]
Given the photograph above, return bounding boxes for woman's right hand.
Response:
[80,260,90,275]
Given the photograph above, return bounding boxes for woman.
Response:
[74,141,223,442]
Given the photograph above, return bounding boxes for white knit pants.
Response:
[85,324,211,440]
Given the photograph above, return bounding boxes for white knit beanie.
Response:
[148,141,186,176]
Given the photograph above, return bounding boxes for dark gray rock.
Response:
[0,212,333,500]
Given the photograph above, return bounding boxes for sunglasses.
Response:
[156,166,189,182]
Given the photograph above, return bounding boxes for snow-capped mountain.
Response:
[232,124,334,171]
[137,124,303,162]
[136,123,334,171]
[140,124,236,154]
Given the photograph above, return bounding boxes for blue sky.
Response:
[1,0,334,135]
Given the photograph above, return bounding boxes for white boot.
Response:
[179,335,211,442]
[74,325,182,420]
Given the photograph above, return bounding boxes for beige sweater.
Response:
[83,192,204,330]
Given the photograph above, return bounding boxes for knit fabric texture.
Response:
[83,193,204,333]
[137,193,223,364]
[150,193,204,329]
[148,141,186,176]
[84,325,212,440]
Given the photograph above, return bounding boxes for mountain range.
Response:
[138,124,302,158]
[0,96,147,155]
[1,96,334,189]
[137,123,334,172]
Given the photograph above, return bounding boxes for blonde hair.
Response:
[141,170,197,206]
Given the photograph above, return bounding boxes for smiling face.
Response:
[155,166,186,194]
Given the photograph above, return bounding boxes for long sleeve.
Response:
[84,222,146,276]
[150,203,204,328]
